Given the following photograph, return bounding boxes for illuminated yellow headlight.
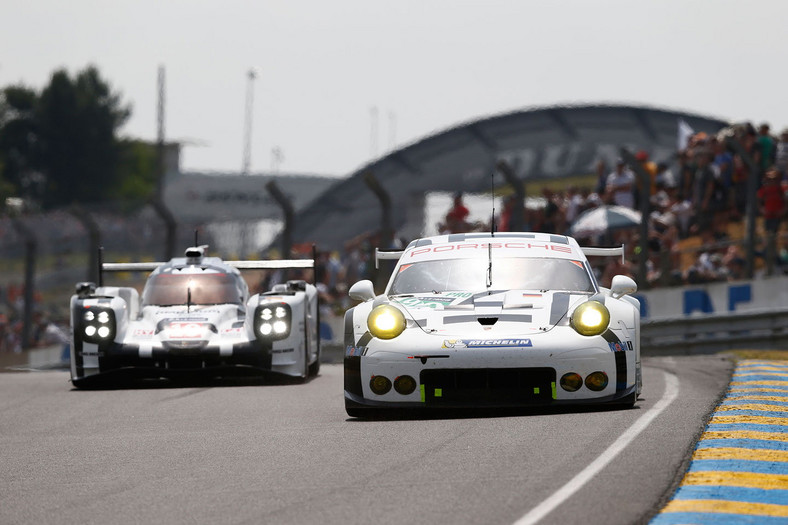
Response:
[570,301,610,336]
[367,304,406,340]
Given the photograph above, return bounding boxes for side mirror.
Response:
[610,275,637,299]
[348,280,375,302]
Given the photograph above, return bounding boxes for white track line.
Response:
[513,370,680,525]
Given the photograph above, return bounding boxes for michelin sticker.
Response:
[442,339,533,349]
[608,341,634,352]
[346,345,366,357]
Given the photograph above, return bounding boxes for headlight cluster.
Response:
[255,302,291,340]
[367,305,406,340]
[81,308,116,344]
[570,301,610,336]
[560,371,609,392]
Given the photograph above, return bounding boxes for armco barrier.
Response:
[641,308,788,355]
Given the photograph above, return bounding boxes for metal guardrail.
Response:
[641,308,788,354]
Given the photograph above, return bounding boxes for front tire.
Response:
[308,348,320,377]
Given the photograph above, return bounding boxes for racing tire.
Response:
[308,347,320,377]
[296,346,309,383]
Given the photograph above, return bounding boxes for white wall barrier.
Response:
[634,274,788,320]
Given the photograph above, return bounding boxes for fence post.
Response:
[70,205,101,283]
[265,180,294,258]
[724,137,759,279]
[496,160,525,232]
[659,249,671,287]
[151,197,177,261]
[11,218,36,349]
[362,171,393,248]
[766,233,776,276]
[362,171,393,291]
[620,148,651,288]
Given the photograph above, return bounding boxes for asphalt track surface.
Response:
[1,356,732,525]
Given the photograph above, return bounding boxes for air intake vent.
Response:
[478,317,498,326]
[184,245,208,262]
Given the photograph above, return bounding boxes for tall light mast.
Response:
[242,68,258,175]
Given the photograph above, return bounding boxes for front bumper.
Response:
[344,330,638,410]
[70,339,273,385]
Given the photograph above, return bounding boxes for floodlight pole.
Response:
[243,69,257,175]
[153,65,177,260]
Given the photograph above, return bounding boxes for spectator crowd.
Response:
[431,121,788,289]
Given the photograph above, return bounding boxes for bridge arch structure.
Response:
[288,104,727,250]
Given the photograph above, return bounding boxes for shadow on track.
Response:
[345,399,643,422]
[68,368,319,391]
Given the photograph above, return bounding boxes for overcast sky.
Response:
[3,0,786,176]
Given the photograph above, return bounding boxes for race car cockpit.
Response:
[142,272,244,306]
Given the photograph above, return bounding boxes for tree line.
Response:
[0,65,156,211]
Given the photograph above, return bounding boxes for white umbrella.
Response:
[569,205,642,237]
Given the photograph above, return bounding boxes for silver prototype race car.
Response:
[69,246,320,387]
[343,232,641,417]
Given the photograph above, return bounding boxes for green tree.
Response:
[36,66,131,208]
[0,66,160,210]
[116,138,158,205]
[0,85,43,205]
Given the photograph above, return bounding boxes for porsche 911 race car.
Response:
[344,232,641,417]
[69,245,320,387]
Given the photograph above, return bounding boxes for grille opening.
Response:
[420,367,555,406]
[477,317,498,326]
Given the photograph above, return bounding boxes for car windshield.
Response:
[142,273,242,306]
[389,258,594,295]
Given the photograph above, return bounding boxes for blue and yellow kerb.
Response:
[651,360,788,524]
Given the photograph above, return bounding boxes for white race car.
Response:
[343,232,641,417]
[69,246,320,387]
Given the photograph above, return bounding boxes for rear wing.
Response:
[98,244,315,286]
[375,249,404,269]
[581,245,625,263]
[101,259,315,272]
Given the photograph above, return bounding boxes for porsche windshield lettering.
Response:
[408,242,573,258]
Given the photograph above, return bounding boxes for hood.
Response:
[391,290,589,337]
[138,303,243,343]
